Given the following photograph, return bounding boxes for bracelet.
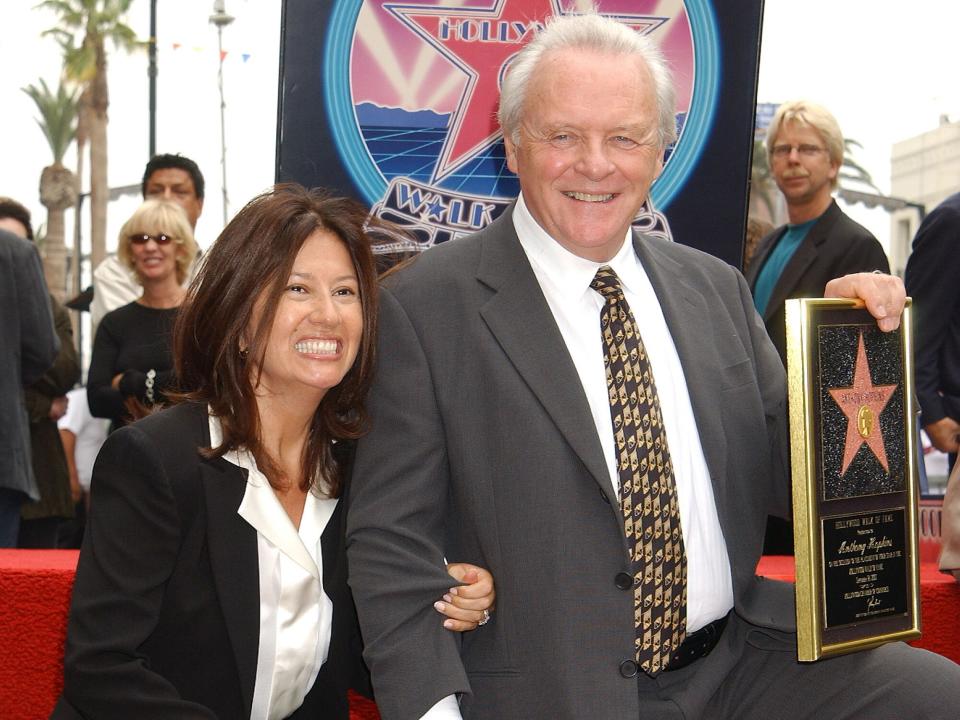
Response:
[145,369,157,404]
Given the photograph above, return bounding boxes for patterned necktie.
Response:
[591,266,686,675]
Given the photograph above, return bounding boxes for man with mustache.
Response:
[746,101,889,553]
[746,100,889,366]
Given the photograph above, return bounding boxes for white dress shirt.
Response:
[512,194,734,631]
[210,415,338,720]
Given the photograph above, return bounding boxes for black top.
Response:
[745,200,889,366]
[87,301,179,428]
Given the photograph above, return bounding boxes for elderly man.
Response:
[746,100,889,365]
[90,153,205,326]
[346,12,959,720]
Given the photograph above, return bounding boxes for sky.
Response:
[3,0,960,268]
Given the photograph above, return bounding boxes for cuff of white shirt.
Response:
[418,694,461,719]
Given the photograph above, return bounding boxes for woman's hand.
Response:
[435,563,496,632]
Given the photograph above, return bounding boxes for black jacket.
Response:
[905,191,960,427]
[746,199,890,365]
[53,401,368,719]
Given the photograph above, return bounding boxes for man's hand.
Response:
[925,417,960,454]
[824,272,906,333]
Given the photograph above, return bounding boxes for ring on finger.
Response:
[478,609,491,626]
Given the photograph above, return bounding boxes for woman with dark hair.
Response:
[55,185,494,719]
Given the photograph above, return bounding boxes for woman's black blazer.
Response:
[52,401,368,719]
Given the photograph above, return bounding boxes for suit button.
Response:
[619,659,639,678]
[615,572,633,590]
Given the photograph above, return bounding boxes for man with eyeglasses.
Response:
[745,101,889,554]
[90,154,205,328]
[746,100,889,367]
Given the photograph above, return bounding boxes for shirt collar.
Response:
[513,192,642,299]
[209,413,322,580]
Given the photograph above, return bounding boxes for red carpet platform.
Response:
[756,555,960,664]
[1,550,956,719]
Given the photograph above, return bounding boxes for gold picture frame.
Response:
[786,298,920,661]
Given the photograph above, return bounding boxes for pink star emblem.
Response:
[827,332,898,476]
[386,0,666,181]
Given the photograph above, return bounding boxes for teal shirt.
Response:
[752,218,818,317]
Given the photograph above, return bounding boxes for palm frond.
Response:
[22,78,79,163]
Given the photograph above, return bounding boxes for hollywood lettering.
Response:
[437,18,543,43]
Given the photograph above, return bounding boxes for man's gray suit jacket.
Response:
[346,208,794,719]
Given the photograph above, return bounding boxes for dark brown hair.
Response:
[0,197,34,240]
[173,184,379,496]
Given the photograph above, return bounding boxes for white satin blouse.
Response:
[210,415,338,720]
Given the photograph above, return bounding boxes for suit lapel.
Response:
[476,214,611,494]
[202,453,259,718]
[633,236,728,500]
[763,200,840,322]
[764,238,817,322]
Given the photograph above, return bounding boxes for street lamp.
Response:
[210,0,234,226]
[149,0,157,158]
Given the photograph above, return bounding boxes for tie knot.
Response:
[591,266,624,299]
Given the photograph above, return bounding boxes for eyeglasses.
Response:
[771,144,828,160]
[128,233,177,245]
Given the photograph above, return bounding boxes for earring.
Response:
[239,346,249,360]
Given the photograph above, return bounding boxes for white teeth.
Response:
[565,191,614,202]
[294,340,337,355]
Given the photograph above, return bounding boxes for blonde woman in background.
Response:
[87,199,199,429]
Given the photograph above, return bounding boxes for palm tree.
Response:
[22,78,79,304]
[840,138,880,192]
[40,0,139,272]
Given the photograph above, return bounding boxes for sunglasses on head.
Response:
[129,233,177,245]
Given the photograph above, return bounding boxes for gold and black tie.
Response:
[591,266,687,675]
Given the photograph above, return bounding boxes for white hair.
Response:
[497,11,677,149]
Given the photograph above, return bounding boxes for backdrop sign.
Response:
[277,0,762,267]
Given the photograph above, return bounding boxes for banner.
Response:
[277,0,763,268]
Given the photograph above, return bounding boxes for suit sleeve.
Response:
[16,240,59,386]
[738,269,791,519]
[61,423,216,719]
[28,298,81,404]
[905,203,960,425]
[346,287,470,720]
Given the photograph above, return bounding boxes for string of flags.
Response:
[169,42,252,63]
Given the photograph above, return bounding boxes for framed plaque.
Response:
[786,298,921,661]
